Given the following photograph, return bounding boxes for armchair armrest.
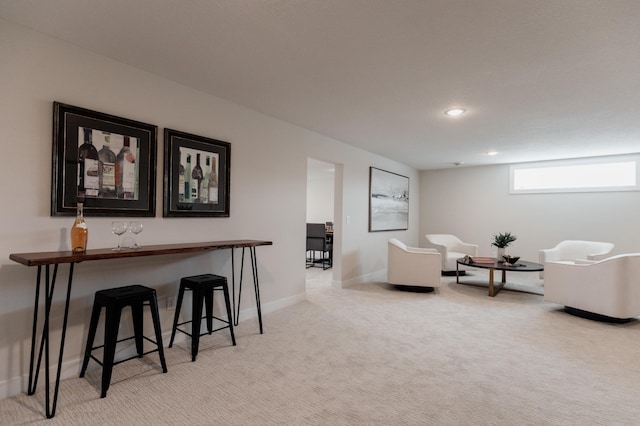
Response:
[405,247,438,254]
[424,240,449,262]
[539,247,562,263]
[587,252,612,261]
[425,240,447,252]
[452,242,478,256]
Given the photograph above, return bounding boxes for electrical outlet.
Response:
[167,296,176,310]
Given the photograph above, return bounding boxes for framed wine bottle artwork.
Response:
[51,102,158,216]
[162,128,231,217]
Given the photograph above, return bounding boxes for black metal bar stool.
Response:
[169,274,236,361]
[79,285,167,398]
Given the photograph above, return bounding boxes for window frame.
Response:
[509,154,640,194]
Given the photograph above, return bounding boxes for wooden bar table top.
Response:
[10,239,273,266]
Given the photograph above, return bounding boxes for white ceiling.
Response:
[1,0,639,170]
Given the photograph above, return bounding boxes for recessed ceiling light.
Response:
[487,151,499,156]
[445,108,466,117]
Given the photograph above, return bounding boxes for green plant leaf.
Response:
[491,232,517,248]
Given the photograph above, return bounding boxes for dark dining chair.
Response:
[306,223,332,269]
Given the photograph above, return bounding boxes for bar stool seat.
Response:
[169,274,236,361]
[80,284,167,398]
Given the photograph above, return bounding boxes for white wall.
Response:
[306,158,334,224]
[419,163,640,260]
[0,19,419,399]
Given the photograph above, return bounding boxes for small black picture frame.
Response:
[51,102,157,216]
[163,128,231,217]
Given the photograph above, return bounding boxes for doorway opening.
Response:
[306,158,336,290]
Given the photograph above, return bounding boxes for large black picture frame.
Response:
[51,102,157,217]
[163,128,231,217]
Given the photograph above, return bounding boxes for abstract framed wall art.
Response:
[51,102,157,216]
[163,128,231,217]
[368,167,409,232]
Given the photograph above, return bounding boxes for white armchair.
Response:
[425,234,478,274]
[387,238,441,290]
[544,253,640,321]
[539,240,614,278]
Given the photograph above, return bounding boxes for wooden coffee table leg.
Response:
[489,267,506,297]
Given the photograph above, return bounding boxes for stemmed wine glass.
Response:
[128,221,143,249]
[111,221,129,251]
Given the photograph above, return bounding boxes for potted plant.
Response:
[491,232,517,259]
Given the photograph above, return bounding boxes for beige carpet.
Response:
[2,269,640,425]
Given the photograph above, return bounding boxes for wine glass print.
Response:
[111,221,129,251]
[128,220,143,249]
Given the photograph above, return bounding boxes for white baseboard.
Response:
[339,269,387,288]
[0,291,307,401]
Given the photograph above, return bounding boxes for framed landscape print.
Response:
[51,102,157,216]
[163,128,231,217]
[368,167,409,232]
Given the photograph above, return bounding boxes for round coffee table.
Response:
[456,257,544,297]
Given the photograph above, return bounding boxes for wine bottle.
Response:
[78,127,100,199]
[131,137,140,199]
[208,156,218,204]
[178,161,185,202]
[98,132,117,198]
[184,154,192,203]
[116,136,136,199]
[200,156,210,203]
[192,153,204,202]
[70,202,88,253]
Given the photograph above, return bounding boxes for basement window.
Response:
[510,155,640,194]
